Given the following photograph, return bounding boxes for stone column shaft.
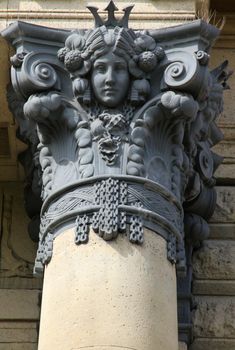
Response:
[38,228,178,350]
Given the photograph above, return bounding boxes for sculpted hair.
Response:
[58,25,164,105]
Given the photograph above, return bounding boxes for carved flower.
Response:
[64,50,83,71]
[138,51,157,72]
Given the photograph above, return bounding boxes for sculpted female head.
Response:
[58,26,164,108]
[91,50,130,107]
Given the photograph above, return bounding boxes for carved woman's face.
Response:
[91,51,130,108]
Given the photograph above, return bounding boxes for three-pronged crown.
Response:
[87,0,134,28]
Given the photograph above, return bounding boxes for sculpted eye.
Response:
[95,64,106,73]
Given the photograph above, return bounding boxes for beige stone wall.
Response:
[190,186,235,350]
[0,0,196,31]
[0,183,42,349]
[211,49,235,183]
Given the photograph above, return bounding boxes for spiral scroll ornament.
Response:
[169,62,185,79]
[197,147,214,181]
[196,50,210,65]
[34,63,57,83]
[163,51,202,93]
[11,52,61,98]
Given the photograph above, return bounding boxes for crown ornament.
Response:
[87,0,134,28]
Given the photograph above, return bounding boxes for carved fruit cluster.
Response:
[58,28,165,79]
[64,50,83,71]
[134,35,165,73]
[138,47,165,73]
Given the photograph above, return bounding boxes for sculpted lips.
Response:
[103,88,117,95]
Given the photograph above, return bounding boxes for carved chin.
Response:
[95,90,127,108]
[103,100,118,108]
[98,96,119,108]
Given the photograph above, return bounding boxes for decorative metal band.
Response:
[34,176,183,275]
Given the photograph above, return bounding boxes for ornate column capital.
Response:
[2,2,231,344]
[2,5,230,270]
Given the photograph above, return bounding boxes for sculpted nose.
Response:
[105,67,115,85]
